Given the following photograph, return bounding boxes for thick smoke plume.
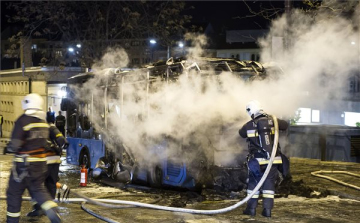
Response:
[259,2,359,116]
[72,2,360,166]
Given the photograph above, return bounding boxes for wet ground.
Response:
[1,154,360,223]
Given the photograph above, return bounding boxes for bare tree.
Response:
[5,1,193,68]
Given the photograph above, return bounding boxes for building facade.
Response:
[0,66,82,137]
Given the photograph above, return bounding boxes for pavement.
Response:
[0,153,359,222]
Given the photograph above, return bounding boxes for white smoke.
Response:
[72,2,360,167]
[258,2,359,116]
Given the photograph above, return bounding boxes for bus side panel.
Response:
[89,139,105,169]
[66,137,81,165]
[162,160,186,187]
[66,137,105,169]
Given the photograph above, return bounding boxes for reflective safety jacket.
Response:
[46,124,67,164]
[239,114,288,165]
[7,113,49,160]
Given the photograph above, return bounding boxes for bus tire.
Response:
[148,165,163,188]
[79,149,91,169]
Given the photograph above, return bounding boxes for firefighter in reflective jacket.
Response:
[6,93,61,223]
[27,124,69,217]
[239,100,289,218]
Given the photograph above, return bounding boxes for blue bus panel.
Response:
[66,137,105,169]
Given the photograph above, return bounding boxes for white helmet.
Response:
[246,100,263,118]
[22,93,44,110]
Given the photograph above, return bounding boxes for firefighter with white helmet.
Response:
[239,100,289,217]
[27,123,69,217]
[6,93,61,223]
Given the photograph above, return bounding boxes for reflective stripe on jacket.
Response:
[256,156,283,165]
[46,155,61,164]
[8,114,49,156]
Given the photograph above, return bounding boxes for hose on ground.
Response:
[311,170,360,190]
[80,194,163,223]
[81,202,121,223]
[0,115,279,215]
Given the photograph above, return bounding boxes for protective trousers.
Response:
[45,163,60,199]
[246,164,279,210]
[6,161,58,223]
[57,126,65,137]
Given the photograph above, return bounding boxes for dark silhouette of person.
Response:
[46,107,55,124]
[55,111,66,136]
[0,114,3,137]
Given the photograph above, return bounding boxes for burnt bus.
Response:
[62,57,270,191]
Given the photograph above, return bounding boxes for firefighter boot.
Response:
[243,208,256,216]
[26,204,45,217]
[262,208,271,217]
[45,207,62,223]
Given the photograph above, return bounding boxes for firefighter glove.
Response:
[62,142,69,149]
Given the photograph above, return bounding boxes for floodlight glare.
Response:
[178,42,184,48]
[57,90,66,98]
[76,44,81,48]
[150,39,156,44]
[68,47,74,52]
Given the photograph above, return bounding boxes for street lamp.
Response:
[68,47,74,53]
[178,41,185,56]
[149,39,156,61]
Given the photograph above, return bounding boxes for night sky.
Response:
[188,1,285,30]
[1,1,286,33]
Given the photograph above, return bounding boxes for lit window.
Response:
[344,112,360,126]
[312,110,320,122]
[297,108,311,123]
[31,44,37,52]
[56,51,63,56]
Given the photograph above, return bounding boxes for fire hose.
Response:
[0,115,279,216]
[311,170,360,191]
[80,194,163,223]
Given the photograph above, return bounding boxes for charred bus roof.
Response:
[68,57,275,85]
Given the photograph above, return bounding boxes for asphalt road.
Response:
[1,154,360,223]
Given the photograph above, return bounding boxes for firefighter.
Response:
[239,100,289,217]
[6,93,61,223]
[27,124,69,217]
[55,111,66,136]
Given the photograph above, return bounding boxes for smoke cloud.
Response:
[72,2,360,167]
[259,2,359,116]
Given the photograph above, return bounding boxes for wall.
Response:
[0,78,48,137]
[281,125,360,163]
[0,67,80,138]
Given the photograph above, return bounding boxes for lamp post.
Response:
[149,39,156,62]
[178,41,184,56]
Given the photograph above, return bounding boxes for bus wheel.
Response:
[148,165,163,188]
[80,150,90,169]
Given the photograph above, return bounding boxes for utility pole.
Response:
[284,0,292,51]
[20,38,25,76]
[167,45,171,59]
